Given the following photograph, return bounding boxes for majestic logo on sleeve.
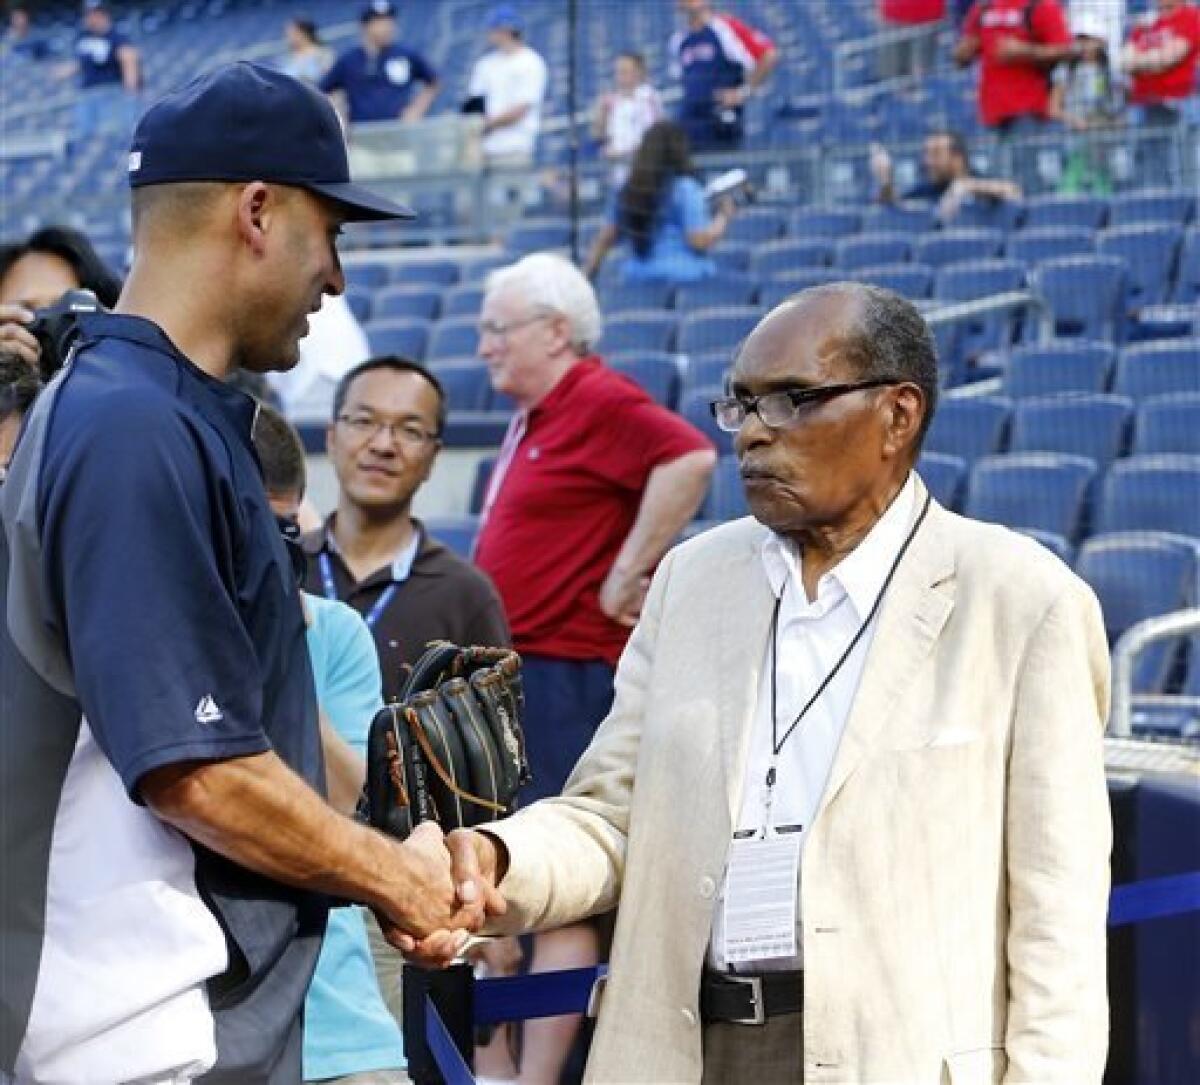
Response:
[194,695,224,725]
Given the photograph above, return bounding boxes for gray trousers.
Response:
[701,1012,804,1085]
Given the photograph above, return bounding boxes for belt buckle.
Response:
[728,974,766,1026]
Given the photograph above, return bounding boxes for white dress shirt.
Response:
[709,473,917,973]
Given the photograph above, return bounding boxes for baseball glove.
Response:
[364,642,530,840]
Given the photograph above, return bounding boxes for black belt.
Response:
[700,969,804,1026]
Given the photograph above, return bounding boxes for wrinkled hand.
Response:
[598,565,650,628]
[0,304,41,368]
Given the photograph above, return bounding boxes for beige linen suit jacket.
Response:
[487,481,1112,1084]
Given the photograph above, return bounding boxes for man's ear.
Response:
[235,182,275,257]
[884,384,925,460]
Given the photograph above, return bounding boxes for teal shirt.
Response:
[610,175,718,284]
[302,593,405,1080]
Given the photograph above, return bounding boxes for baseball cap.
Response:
[361,0,396,21]
[128,62,413,222]
[485,4,524,33]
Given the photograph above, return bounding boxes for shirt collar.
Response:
[761,473,917,622]
[527,356,601,421]
[316,513,424,583]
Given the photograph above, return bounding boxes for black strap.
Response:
[700,971,804,1025]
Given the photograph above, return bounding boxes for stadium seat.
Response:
[610,354,680,409]
[1019,529,1074,563]
[1075,531,1199,691]
[602,281,674,313]
[505,219,573,254]
[431,360,492,411]
[426,318,480,362]
[758,270,842,307]
[1002,341,1115,398]
[791,207,861,239]
[469,456,497,515]
[1108,190,1194,228]
[676,307,761,355]
[934,259,1027,359]
[442,286,487,318]
[924,396,1011,463]
[344,262,391,292]
[676,277,760,311]
[965,453,1098,540]
[750,239,835,278]
[372,286,443,321]
[713,244,754,273]
[724,208,787,245]
[680,386,733,455]
[701,454,750,521]
[601,311,678,354]
[1097,455,1200,537]
[917,452,967,510]
[1171,229,1200,302]
[1021,195,1108,231]
[343,288,372,324]
[364,318,430,361]
[1007,226,1094,265]
[861,203,937,234]
[850,263,933,299]
[836,232,913,271]
[1097,224,1183,311]
[1032,257,1126,340]
[913,228,1005,269]
[1134,393,1200,455]
[1113,339,1200,400]
[462,255,510,283]
[392,260,461,287]
[422,516,479,559]
[1010,394,1133,468]
[682,353,732,397]
[952,197,1024,232]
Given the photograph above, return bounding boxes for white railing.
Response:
[1110,608,1200,738]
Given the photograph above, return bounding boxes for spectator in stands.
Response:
[592,51,664,184]
[954,0,1085,136]
[1122,0,1200,127]
[282,17,333,86]
[3,6,50,61]
[0,351,41,477]
[321,1,439,125]
[466,4,549,168]
[63,0,140,142]
[870,130,1021,223]
[252,404,408,1085]
[1051,11,1119,193]
[877,0,946,80]
[585,120,737,284]
[473,252,716,1085]
[0,224,122,373]
[669,0,779,151]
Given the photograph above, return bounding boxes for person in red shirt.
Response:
[1123,0,1200,125]
[955,0,1086,133]
[878,0,946,79]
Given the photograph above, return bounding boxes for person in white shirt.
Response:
[592,51,663,183]
[466,3,548,166]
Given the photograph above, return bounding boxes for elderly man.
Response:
[431,282,1112,1083]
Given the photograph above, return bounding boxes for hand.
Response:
[0,304,41,368]
[868,142,892,186]
[717,194,737,220]
[715,86,746,108]
[598,565,650,628]
[994,36,1030,63]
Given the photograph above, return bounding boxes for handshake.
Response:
[374,824,510,969]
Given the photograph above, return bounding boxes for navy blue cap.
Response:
[128,62,414,222]
[361,0,396,21]
[485,4,524,32]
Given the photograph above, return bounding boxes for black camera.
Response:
[27,289,101,380]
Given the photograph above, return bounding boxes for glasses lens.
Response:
[756,391,802,428]
[711,398,744,433]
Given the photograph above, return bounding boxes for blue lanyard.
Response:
[318,551,399,632]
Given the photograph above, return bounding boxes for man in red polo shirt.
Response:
[1123,0,1200,125]
[956,0,1084,133]
[474,251,716,1083]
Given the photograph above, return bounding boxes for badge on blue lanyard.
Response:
[318,533,418,631]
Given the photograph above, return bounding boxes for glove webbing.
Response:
[406,705,508,815]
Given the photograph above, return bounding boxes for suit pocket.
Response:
[941,1046,1007,1085]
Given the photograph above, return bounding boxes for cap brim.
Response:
[308,181,415,222]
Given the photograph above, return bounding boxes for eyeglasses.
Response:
[477,313,552,340]
[336,413,440,447]
[710,379,901,433]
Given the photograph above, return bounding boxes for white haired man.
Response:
[473,252,717,1082]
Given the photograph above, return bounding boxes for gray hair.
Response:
[485,252,603,354]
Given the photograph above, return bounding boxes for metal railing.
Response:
[832,20,951,95]
[1110,609,1200,739]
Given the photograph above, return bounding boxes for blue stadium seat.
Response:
[836,233,913,271]
[431,360,492,411]
[1171,229,1200,302]
[392,260,461,287]
[862,203,937,234]
[724,208,787,245]
[913,228,1005,269]
[462,255,510,283]
[1002,341,1115,398]
[701,454,750,521]
[1007,226,1094,264]
[682,354,732,397]
[758,270,843,308]
[1097,456,1200,537]
[469,456,497,515]
[934,259,1027,359]
[1021,195,1108,231]
[344,288,372,324]
[1032,257,1126,340]
[924,396,1011,463]
[1075,531,1199,691]
[1134,393,1200,455]
[422,516,479,559]
[675,277,760,311]
[680,386,733,455]
[713,244,754,273]
[917,452,967,510]
[1010,394,1133,468]
[849,263,933,298]
[442,286,487,318]
[364,318,430,360]
[505,219,573,254]
[610,354,680,409]
[600,311,678,353]
[750,239,835,278]
[966,453,1098,540]
[791,207,861,239]
[1113,339,1200,400]
[372,286,443,321]
[676,307,761,355]
[1020,529,1074,563]
[344,262,391,292]
[952,197,1024,232]
[1097,224,1183,311]
[1108,190,1195,228]
[602,281,674,313]
[426,318,480,362]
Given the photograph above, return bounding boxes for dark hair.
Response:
[617,50,646,72]
[332,356,447,436]
[0,225,122,308]
[618,121,695,259]
[0,352,42,425]
[928,129,969,165]
[289,17,321,45]
[252,402,307,498]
